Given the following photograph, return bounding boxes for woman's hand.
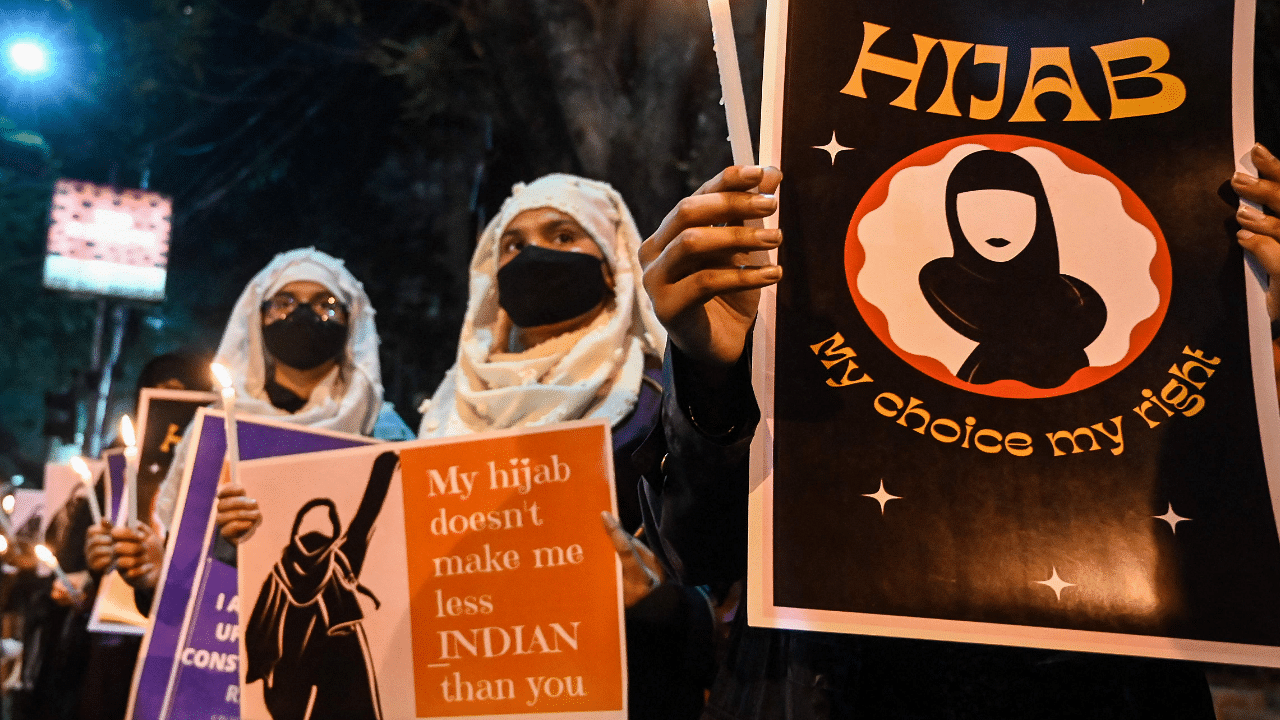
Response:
[216,458,261,545]
[1233,144,1280,318]
[84,520,115,574]
[601,512,665,608]
[112,522,163,590]
[216,483,262,544]
[640,165,784,379]
[51,570,91,609]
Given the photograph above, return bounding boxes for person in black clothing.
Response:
[107,249,413,605]
[245,450,398,720]
[12,493,95,720]
[918,150,1106,388]
[79,351,211,720]
[633,164,1218,719]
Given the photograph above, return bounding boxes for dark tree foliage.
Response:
[0,0,759,459]
[0,0,1274,465]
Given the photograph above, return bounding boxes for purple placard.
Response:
[104,449,126,522]
[128,411,374,720]
[164,558,239,718]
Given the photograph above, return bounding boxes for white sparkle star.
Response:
[1153,503,1191,533]
[1035,566,1076,601]
[814,132,854,164]
[862,479,901,514]
[148,463,161,475]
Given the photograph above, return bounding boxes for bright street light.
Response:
[7,40,50,76]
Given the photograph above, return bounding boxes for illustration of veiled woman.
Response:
[245,451,399,720]
[918,149,1107,389]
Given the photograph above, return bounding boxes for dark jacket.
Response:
[622,365,717,720]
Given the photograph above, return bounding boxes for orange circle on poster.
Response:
[844,134,1171,399]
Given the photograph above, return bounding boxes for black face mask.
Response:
[261,306,349,370]
[497,245,610,328]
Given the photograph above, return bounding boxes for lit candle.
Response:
[70,457,104,525]
[35,543,83,604]
[708,0,755,168]
[210,363,241,488]
[0,493,15,540]
[120,415,139,528]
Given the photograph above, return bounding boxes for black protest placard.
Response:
[135,388,217,525]
[754,0,1280,665]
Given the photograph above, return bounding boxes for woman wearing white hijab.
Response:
[419,174,712,720]
[419,173,667,529]
[107,248,413,593]
[420,174,664,426]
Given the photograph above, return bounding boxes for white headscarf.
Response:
[213,247,383,435]
[153,248,383,530]
[418,174,666,438]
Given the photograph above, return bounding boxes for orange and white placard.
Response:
[237,419,626,720]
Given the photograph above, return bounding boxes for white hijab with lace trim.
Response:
[418,174,665,438]
[154,248,383,529]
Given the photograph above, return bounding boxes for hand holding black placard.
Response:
[1235,144,1280,318]
[640,165,783,375]
[216,460,262,545]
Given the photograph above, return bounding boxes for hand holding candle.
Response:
[84,521,115,574]
[215,465,262,545]
[120,415,139,528]
[35,543,84,605]
[110,522,164,590]
[70,457,104,526]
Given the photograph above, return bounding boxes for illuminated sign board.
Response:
[43,179,172,302]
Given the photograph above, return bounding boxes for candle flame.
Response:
[120,415,137,448]
[2,495,14,514]
[34,544,56,567]
[71,457,92,482]
[211,362,233,390]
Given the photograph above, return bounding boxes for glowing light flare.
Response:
[0,535,8,554]
[33,543,56,567]
[0,495,15,538]
[7,41,48,74]
[34,543,79,600]
[210,362,232,390]
[71,456,91,481]
[120,415,137,449]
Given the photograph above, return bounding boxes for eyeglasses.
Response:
[260,293,348,322]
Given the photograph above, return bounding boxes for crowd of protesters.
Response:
[0,123,1278,719]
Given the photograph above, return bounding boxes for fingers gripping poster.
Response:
[237,420,626,720]
[749,0,1280,664]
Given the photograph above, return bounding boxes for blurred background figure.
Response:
[114,248,413,607]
